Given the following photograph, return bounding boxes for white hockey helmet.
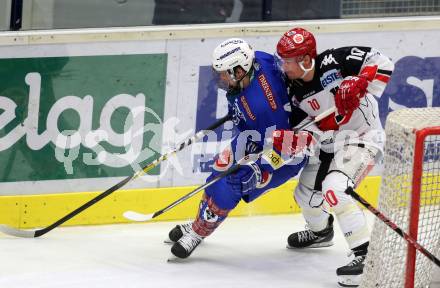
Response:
[212,38,255,80]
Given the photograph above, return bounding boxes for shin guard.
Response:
[192,194,230,237]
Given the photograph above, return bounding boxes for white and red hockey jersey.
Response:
[288,46,394,153]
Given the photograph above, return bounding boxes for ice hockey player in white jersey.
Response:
[275,27,394,287]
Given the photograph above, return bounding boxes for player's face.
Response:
[216,67,247,90]
[216,70,237,90]
[280,57,305,80]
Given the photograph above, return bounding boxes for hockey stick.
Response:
[345,187,440,268]
[0,115,232,238]
[123,153,248,222]
[124,106,337,222]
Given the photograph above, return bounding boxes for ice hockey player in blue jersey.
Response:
[166,38,314,259]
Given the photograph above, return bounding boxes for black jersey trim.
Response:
[377,69,392,76]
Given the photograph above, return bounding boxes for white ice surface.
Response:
[0,214,439,288]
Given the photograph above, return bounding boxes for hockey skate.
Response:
[169,226,204,260]
[337,242,368,287]
[287,214,334,249]
[336,254,366,287]
[164,223,192,244]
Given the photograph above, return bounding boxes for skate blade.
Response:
[163,238,174,245]
[167,254,187,263]
[286,241,334,249]
[337,274,362,287]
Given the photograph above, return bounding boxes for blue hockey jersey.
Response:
[227,51,292,146]
[208,51,307,207]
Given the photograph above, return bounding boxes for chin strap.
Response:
[299,58,315,79]
[239,65,255,89]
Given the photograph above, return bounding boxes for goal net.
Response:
[361,108,440,288]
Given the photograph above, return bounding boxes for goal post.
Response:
[361,108,440,288]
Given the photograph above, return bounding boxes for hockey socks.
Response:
[169,194,230,259]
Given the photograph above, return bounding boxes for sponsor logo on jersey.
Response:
[302,90,318,99]
[257,74,278,111]
[262,149,284,170]
[320,54,339,68]
[240,95,256,121]
[320,69,342,88]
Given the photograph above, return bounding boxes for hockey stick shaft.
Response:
[0,115,231,238]
[345,187,440,267]
[293,106,336,132]
[132,114,231,179]
[148,159,242,220]
[125,107,337,222]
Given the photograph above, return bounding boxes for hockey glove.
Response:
[272,129,316,158]
[226,162,262,194]
[335,76,368,115]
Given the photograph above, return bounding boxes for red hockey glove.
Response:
[272,130,316,158]
[335,76,368,115]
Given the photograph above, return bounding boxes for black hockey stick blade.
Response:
[346,187,440,268]
[0,115,231,238]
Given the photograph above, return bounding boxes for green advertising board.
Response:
[0,54,167,182]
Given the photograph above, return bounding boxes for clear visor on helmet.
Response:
[274,53,304,72]
[212,67,239,91]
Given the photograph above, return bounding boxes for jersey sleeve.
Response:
[335,46,394,97]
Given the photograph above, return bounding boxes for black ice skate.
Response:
[336,254,366,287]
[287,214,334,249]
[337,242,368,287]
[169,227,204,259]
[164,223,192,244]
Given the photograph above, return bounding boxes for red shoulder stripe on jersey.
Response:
[375,74,390,83]
[359,65,378,82]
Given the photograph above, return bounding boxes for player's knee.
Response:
[294,183,324,209]
[321,172,369,247]
[321,171,355,211]
[204,175,242,210]
[294,182,331,231]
